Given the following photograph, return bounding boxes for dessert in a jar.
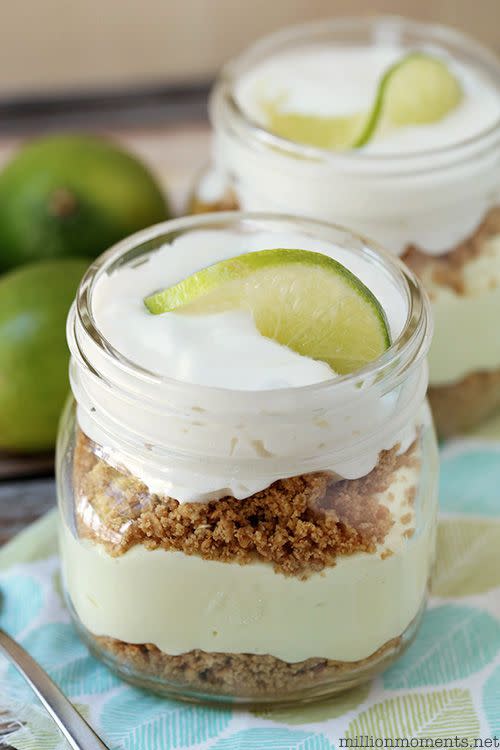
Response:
[57,212,437,705]
[194,17,500,437]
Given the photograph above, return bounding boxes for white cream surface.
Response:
[429,234,500,386]
[61,459,433,663]
[92,228,405,388]
[236,46,500,155]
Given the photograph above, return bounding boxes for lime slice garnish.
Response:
[356,52,463,146]
[262,52,463,150]
[144,249,390,375]
[261,96,366,150]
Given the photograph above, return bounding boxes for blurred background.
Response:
[1,0,499,102]
[2,0,498,205]
[0,0,498,536]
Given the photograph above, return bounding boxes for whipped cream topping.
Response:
[69,223,429,503]
[236,46,500,155]
[91,228,405,388]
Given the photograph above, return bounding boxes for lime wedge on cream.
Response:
[263,52,463,150]
[356,52,464,145]
[262,97,366,150]
[144,248,390,374]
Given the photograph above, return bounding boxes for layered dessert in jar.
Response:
[58,213,438,704]
[193,17,500,437]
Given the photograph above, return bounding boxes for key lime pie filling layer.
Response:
[59,218,437,702]
[195,18,500,436]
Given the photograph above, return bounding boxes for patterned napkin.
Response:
[1,437,500,749]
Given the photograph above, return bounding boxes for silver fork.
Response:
[0,627,110,750]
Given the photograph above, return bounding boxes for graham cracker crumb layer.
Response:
[189,186,239,215]
[90,633,402,699]
[429,367,500,438]
[74,429,418,577]
[403,206,500,295]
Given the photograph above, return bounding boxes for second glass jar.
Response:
[193,16,500,437]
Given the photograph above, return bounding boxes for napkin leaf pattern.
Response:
[252,683,371,724]
[0,439,500,749]
[100,689,230,749]
[1,573,43,638]
[7,622,121,698]
[383,604,500,689]
[484,665,500,735]
[345,689,480,740]
[433,518,500,597]
[439,444,500,516]
[0,699,89,750]
[210,728,334,749]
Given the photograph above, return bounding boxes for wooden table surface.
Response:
[0,120,211,546]
[0,478,56,545]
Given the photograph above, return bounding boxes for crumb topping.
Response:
[74,430,418,577]
[403,206,500,295]
[189,186,239,215]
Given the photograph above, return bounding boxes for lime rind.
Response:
[354,52,463,146]
[144,248,391,375]
[262,52,463,151]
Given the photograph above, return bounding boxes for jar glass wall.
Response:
[57,213,438,705]
[194,16,500,437]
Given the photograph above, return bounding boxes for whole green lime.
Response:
[0,134,169,271]
[0,258,88,452]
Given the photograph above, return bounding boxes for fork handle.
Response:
[0,629,110,750]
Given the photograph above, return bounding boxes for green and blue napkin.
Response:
[1,436,500,749]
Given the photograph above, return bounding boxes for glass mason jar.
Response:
[193,16,500,438]
[57,212,438,706]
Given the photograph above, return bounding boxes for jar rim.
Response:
[212,14,500,171]
[69,211,432,405]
